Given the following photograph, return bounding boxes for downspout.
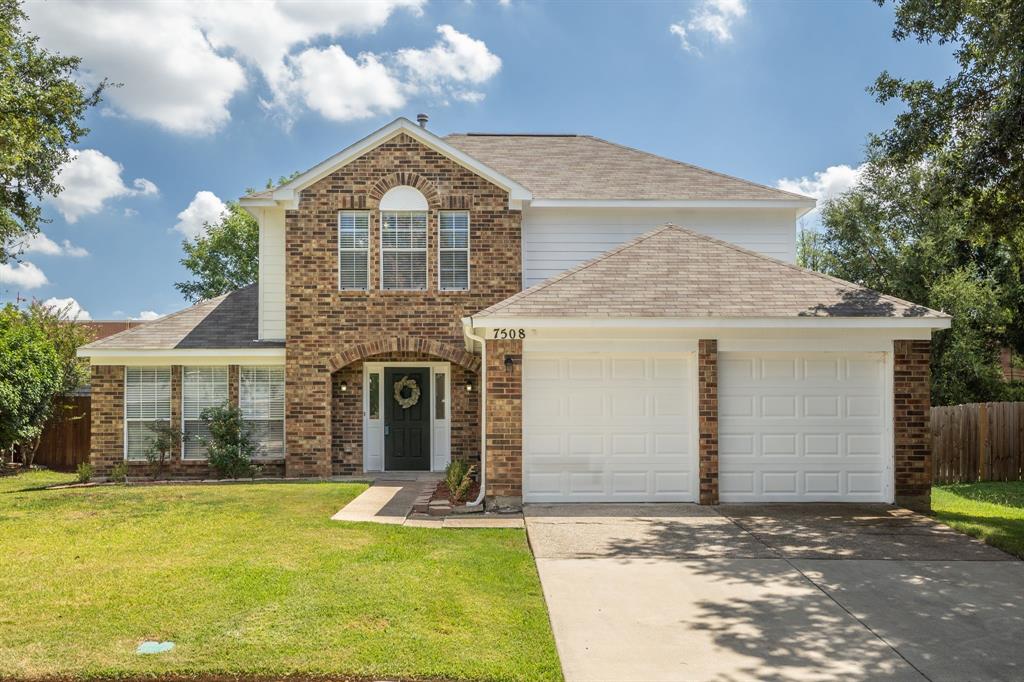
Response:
[464,318,487,507]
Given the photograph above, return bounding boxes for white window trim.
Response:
[438,211,470,292]
[380,210,428,291]
[123,366,172,462]
[338,211,370,291]
[240,366,286,461]
[181,366,229,461]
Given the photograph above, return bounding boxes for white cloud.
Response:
[16,233,89,258]
[0,261,49,290]
[123,208,138,218]
[289,46,407,122]
[777,164,865,203]
[397,25,502,93]
[174,191,228,239]
[27,0,428,134]
[670,0,747,55]
[50,149,158,223]
[42,297,92,321]
[134,310,164,321]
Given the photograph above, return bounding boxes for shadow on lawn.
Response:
[933,510,1024,558]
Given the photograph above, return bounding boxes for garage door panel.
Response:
[719,351,890,503]
[523,353,696,503]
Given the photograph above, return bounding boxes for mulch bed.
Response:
[430,480,480,507]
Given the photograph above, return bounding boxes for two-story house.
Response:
[79,116,949,510]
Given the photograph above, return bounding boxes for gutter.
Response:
[463,318,487,508]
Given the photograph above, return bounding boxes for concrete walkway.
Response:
[331,477,524,528]
[526,503,1024,682]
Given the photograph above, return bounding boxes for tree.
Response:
[200,403,257,479]
[870,0,1024,239]
[0,0,106,262]
[146,421,181,480]
[174,201,259,303]
[0,304,60,460]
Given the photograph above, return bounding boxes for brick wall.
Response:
[894,339,932,510]
[285,132,521,477]
[485,339,522,502]
[88,364,285,479]
[698,339,719,505]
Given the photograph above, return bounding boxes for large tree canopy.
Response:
[175,201,259,303]
[0,0,105,262]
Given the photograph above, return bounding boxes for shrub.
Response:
[146,421,181,480]
[109,462,128,483]
[75,462,92,483]
[444,460,476,504]
[200,403,258,479]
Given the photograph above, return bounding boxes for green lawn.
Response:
[933,481,1024,559]
[0,470,561,681]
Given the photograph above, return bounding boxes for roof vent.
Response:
[416,113,429,128]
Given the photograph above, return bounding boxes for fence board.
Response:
[32,397,91,471]
[932,402,1024,484]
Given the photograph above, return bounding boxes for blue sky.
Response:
[2,0,955,320]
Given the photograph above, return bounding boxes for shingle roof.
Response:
[444,134,811,202]
[81,285,283,351]
[473,225,947,320]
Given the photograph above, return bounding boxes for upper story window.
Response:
[125,367,171,460]
[182,366,228,460]
[439,211,470,291]
[381,211,428,290]
[339,211,370,290]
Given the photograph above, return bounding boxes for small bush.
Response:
[109,462,128,483]
[444,460,476,504]
[200,403,258,479]
[146,421,181,480]
[75,462,92,483]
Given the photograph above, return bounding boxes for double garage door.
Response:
[522,350,890,503]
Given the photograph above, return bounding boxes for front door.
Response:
[384,367,431,471]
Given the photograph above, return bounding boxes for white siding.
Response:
[258,208,286,340]
[522,207,798,287]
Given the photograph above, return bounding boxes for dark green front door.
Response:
[384,367,431,471]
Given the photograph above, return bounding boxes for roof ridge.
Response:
[475,225,679,317]
[81,286,244,350]
[661,225,945,316]
[580,135,815,202]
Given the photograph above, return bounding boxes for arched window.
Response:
[379,186,428,290]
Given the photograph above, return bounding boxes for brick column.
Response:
[170,365,182,447]
[285,365,333,478]
[894,339,932,511]
[485,339,522,507]
[89,365,124,476]
[228,365,240,408]
[698,340,719,505]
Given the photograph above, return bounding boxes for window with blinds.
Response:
[182,366,228,460]
[125,367,171,460]
[381,211,427,290]
[339,211,370,290]
[439,211,469,290]
[240,366,285,459]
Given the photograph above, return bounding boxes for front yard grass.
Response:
[932,481,1024,559]
[0,470,561,681]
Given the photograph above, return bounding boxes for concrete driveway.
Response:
[525,503,1024,682]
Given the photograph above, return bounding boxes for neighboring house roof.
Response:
[79,285,283,351]
[444,134,812,203]
[80,319,149,341]
[472,225,948,321]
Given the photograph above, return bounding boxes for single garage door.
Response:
[522,352,696,502]
[718,352,890,502]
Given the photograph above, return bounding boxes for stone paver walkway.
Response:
[331,477,523,528]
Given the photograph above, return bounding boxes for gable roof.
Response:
[239,118,532,209]
[79,285,283,352]
[444,134,814,204]
[471,225,947,322]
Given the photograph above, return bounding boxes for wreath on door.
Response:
[393,375,421,409]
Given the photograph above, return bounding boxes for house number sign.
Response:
[491,328,526,340]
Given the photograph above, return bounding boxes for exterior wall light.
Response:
[504,355,514,371]
[465,379,474,392]
[339,380,348,392]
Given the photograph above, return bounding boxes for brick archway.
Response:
[327,336,481,373]
[368,172,441,208]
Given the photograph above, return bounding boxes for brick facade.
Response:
[88,364,285,479]
[698,340,719,505]
[285,132,521,477]
[893,339,932,511]
[485,339,522,502]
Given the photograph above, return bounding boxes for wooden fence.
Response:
[931,402,1024,484]
[32,396,91,471]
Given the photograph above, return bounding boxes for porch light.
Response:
[465,379,474,392]
[504,355,514,371]
[339,380,348,392]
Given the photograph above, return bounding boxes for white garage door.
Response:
[718,352,890,502]
[522,353,696,502]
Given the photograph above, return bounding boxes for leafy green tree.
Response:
[0,304,60,459]
[174,201,259,303]
[0,0,106,262]
[200,403,257,479]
